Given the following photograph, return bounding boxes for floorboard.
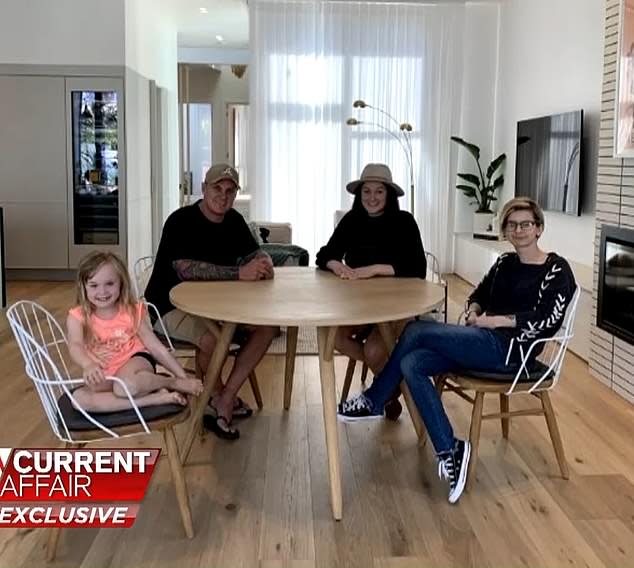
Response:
[1,276,634,567]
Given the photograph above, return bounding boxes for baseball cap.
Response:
[204,163,240,188]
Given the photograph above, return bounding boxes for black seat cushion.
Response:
[58,393,185,431]
[460,360,554,382]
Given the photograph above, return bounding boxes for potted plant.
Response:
[451,136,506,236]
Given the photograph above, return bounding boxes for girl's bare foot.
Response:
[153,389,187,406]
[171,377,204,396]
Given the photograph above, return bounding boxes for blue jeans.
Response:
[363,319,513,455]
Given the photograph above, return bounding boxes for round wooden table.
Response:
[170,266,446,520]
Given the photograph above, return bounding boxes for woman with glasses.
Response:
[338,197,577,505]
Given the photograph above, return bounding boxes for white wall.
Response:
[494,0,605,266]
[180,64,249,184]
[210,66,249,165]
[453,2,501,235]
[179,47,250,65]
[124,0,179,264]
[0,0,125,65]
[124,69,152,267]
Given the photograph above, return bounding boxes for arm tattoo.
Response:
[173,259,238,281]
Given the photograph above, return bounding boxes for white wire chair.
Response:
[133,255,155,299]
[6,300,194,560]
[133,256,264,409]
[339,251,446,405]
[435,287,581,487]
[425,251,448,323]
[133,255,196,359]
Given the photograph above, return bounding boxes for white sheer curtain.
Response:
[249,0,465,267]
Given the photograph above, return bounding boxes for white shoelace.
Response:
[437,456,454,483]
[344,395,369,413]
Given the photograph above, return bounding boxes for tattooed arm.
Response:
[172,249,274,282]
[172,259,238,281]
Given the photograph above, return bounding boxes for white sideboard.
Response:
[453,232,593,362]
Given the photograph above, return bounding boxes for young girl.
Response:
[67,251,203,412]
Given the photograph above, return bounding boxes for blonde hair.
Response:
[499,197,545,232]
[75,252,138,343]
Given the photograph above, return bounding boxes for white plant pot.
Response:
[473,212,494,234]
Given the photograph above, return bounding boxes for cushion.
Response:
[259,226,271,243]
[261,243,309,267]
[57,392,184,431]
[460,360,554,383]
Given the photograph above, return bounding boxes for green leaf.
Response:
[486,153,507,179]
[451,136,481,161]
[456,184,478,198]
[491,175,504,190]
[457,173,480,186]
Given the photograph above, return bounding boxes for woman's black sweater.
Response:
[316,209,426,278]
[468,252,577,345]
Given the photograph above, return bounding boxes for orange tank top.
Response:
[68,303,147,376]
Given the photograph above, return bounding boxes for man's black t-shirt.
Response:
[144,201,258,316]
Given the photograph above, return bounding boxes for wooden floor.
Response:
[2,278,634,567]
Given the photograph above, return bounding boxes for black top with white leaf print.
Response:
[468,252,577,346]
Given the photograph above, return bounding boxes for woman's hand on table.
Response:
[341,266,375,280]
[339,264,394,280]
[327,260,355,279]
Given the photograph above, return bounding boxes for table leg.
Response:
[283,326,299,410]
[317,325,342,520]
[377,322,427,445]
[181,320,236,462]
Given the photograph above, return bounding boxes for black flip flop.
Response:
[203,414,240,440]
[232,396,254,419]
[207,396,254,420]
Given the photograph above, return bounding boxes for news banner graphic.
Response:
[0,448,160,528]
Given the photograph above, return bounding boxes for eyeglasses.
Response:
[505,220,537,232]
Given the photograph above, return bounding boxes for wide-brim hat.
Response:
[204,163,240,188]
[346,163,405,197]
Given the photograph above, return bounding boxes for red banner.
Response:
[0,504,140,528]
[0,449,160,528]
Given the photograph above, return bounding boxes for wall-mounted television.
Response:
[515,110,583,216]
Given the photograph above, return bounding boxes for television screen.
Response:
[515,110,583,216]
[597,226,634,346]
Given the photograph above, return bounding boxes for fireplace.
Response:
[597,225,634,345]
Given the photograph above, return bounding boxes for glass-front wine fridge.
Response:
[66,78,125,267]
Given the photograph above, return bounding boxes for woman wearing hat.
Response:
[316,163,427,418]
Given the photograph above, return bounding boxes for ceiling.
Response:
[169,0,249,48]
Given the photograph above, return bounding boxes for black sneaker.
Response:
[337,394,382,422]
[437,439,471,504]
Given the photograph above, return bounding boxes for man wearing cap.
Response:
[144,163,277,439]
